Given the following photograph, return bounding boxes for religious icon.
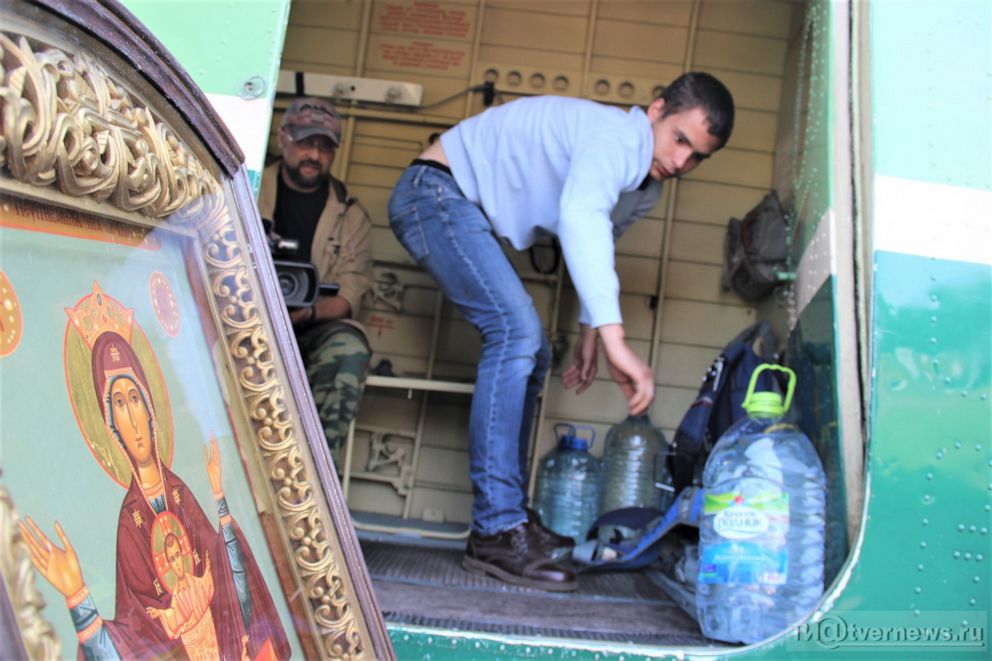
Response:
[17,283,290,660]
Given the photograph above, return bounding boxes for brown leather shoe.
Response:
[463,522,577,591]
[525,507,576,551]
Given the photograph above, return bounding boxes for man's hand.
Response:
[598,324,655,415]
[562,324,599,394]
[289,308,310,325]
[289,295,352,328]
[315,295,351,321]
[289,307,314,326]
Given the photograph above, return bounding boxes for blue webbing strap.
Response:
[570,488,703,572]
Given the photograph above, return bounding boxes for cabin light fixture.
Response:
[277,70,424,107]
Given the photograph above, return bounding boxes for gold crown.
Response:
[65,282,133,349]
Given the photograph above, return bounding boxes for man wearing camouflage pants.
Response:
[258,97,373,451]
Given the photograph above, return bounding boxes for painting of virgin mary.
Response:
[19,327,290,660]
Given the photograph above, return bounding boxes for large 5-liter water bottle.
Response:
[534,424,602,540]
[599,414,673,514]
[696,364,826,644]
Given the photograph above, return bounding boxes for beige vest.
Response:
[258,162,372,325]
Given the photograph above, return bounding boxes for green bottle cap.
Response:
[742,364,796,418]
[744,391,786,417]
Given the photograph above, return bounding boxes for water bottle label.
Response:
[704,491,788,540]
[698,541,788,585]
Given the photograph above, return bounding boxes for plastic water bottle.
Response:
[599,414,673,514]
[696,364,826,644]
[534,424,602,540]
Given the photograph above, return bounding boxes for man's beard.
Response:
[284,160,329,190]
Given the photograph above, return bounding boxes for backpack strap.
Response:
[571,506,663,570]
[570,489,704,573]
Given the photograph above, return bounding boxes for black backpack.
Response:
[721,191,789,301]
[668,321,780,493]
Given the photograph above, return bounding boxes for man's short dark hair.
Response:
[660,72,735,148]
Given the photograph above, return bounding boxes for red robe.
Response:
[87,466,290,660]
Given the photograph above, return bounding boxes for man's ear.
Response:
[647,97,666,122]
[276,129,287,151]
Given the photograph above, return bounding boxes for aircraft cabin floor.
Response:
[357,522,724,648]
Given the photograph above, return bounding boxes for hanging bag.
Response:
[721,191,789,301]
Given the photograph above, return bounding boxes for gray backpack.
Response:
[721,191,789,301]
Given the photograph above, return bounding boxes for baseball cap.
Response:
[281,97,342,145]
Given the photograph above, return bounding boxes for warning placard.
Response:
[369,34,471,76]
[377,2,471,39]
[380,41,465,71]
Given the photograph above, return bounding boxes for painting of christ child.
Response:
[147,514,226,660]
[18,284,290,659]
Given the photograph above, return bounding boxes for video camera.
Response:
[268,235,339,309]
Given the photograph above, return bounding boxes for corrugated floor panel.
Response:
[360,539,715,646]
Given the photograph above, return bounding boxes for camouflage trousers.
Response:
[296,321,371,450]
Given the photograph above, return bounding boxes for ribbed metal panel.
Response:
[362,540,710,646]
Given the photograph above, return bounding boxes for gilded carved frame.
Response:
[0,1,391,658]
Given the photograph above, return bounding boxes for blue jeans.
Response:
[389,164,551,535]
